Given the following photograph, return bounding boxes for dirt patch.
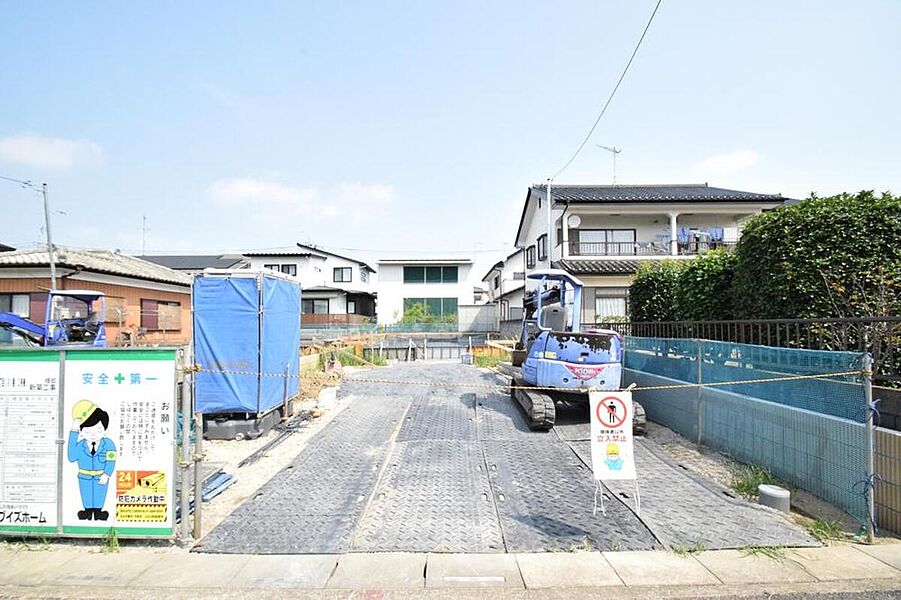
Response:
[300,370,342,401]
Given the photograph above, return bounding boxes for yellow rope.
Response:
[186,365,865,394]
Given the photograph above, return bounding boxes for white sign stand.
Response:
[589,390,640,517]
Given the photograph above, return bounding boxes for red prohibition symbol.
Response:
[596,396,628,430]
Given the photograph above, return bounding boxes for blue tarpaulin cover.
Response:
[194,272,301,415]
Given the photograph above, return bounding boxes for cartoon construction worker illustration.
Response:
[604,443,624,470]
[67,400,116,520]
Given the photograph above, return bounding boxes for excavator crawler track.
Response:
[511,376,556,430]
[632,400,647,437]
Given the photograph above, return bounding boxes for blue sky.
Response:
[1,1,899,282]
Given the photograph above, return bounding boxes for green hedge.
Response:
[626,191,901,322]
[627,260,685,321]
[732,191,901,319]
[674,250,738,321]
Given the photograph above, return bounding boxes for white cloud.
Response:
[0,133,103,170]
[693,149,759,174]
[207,178,395,224]
[208,178,318,214]
[335,182,395,224]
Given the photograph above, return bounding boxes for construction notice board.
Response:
[0,349,176,538]
[589,391,636,480]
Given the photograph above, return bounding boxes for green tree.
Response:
[400,302,435,324]
[732,191,901,319]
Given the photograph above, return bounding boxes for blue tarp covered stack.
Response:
[193,270,301,422]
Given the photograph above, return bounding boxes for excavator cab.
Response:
[44,291,106,346]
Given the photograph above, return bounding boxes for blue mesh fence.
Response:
[624,336,870,526]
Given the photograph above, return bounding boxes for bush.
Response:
[732,191,901,319]
[628,260,685,321]
[400,303,456,324]
[674,250,738,321]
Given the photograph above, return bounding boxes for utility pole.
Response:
[596,145,622,186]
[41,183,56,290]
[546,179,553,267]
[1,175,56,290]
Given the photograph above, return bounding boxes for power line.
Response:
[550,0,663,180]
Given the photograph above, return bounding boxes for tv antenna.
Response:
[596,145,622,186]
[142,215,149,255]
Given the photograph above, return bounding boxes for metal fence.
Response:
[623,336,876,532]
[594,317,900,388]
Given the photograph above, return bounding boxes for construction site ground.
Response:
[196,361,820,555]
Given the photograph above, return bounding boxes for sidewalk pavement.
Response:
[0,540,899,598]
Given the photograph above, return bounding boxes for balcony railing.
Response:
[679,240,737,255]
[568,240,737,257]
[568,241,669,256]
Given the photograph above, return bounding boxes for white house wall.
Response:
[376,263,473,325]
[248,255,375,294]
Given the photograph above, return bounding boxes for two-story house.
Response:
[245,243,376,325]
[515,183,788,323]
[481,248,526,322]
[376,259,473,325]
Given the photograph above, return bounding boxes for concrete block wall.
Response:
[875,427,901,534]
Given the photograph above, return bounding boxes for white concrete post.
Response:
[669,212,680,256]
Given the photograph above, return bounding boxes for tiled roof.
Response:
[0,245,192,285]
[141,254,246,270]
[295,243,376,273]
[378,259,473,265]
[555,259,641,275]
[244,244,376,273]
[533,183,786,203]
[243,248,328,258]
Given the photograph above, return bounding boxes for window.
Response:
[404,266,425,283]
[526,246,536,268]
[595,296,627,320]
[493,276,500,290]
[576,229,636,255]
[537,234,548,261]
[347,300,356,314]
[334,267,352,282]
[403,265,458,283]
[0,294,29,317]
[301,299,329,314]
[140,299,181,331]
[263,264,280,272]
[104,296,127,324]
[403,297,458,318]
[280,264,297,276]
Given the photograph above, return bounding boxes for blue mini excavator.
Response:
[510,269,644,432]
[0,290,106,347]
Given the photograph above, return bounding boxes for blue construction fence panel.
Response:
[260,275,301,413]
[193,273,301,415]
[623,336,870,525]
[194,276,260,414]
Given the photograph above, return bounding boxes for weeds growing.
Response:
[740,545,787,561]
[102,527,120,553]
[807,518,845,542]
[672,539,706,556]
[731,464,777,498]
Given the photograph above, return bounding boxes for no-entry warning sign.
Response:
[589,391,636,481]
